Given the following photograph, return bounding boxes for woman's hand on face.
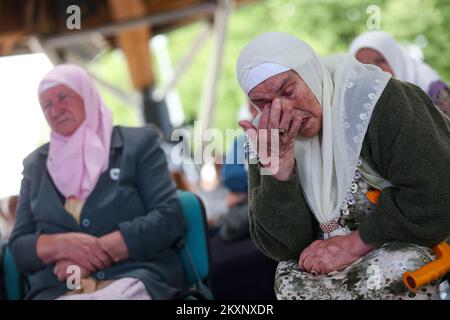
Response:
[239,98,304,181]
[53,259,91,282]
[54,233,113,271]
[298,230,375,275]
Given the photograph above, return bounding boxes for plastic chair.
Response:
[1,242,26,300]
[0,191,212,300]
[175,191,213,299]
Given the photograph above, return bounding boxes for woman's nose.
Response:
[50,101,63,117]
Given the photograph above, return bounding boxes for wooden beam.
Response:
[108,0,154,90]
[143,0,203,14]
[0,31,27,55]
[41,3,216,49]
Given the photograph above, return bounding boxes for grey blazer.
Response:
[9,126,187,299]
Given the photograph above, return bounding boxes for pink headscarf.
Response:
[38,64,113,200]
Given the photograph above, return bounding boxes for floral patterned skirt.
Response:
[275,242,440,300]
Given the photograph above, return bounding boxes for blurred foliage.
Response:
[90,0,450,152]
[89,50,141,126]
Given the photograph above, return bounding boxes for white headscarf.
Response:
[237,32,391,236]
[350,31,439,92]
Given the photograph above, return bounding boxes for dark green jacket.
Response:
[9,126,187,299]
[248,79,450,262]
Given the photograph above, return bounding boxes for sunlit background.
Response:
[0,54,52,198]
[1,0,449,198]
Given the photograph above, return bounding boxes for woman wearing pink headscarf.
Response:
[9,64,186,300]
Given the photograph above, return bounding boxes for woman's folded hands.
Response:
[37,231,129,282]
[298,230,375,275]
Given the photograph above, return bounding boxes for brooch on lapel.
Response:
[109,168,120,181]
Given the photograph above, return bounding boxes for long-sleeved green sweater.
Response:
[248,79,450,262]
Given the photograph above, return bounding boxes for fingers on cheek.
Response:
[288,116,302,137]
[293,115,303,129]
[281,104,292,117]
[281,103,290,113]
[290,109,300,118]
[259,107,270,129]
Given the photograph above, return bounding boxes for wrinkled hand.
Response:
[99,231,129,263]
[239,98,304,181]
[53,259,91,282]
[55,233,113,272]
[299,231,375,275]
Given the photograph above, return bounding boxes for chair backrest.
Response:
[176,191,211,287]
[1,242,23,300]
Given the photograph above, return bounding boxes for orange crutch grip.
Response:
[402,242,450,291]
[364,188,450,291]
[366,190,381,204]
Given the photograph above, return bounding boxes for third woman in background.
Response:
[350,31,450,117]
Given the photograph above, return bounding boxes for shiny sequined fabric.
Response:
[338,160,378,231]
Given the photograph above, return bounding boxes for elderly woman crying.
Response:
[237,32,450,300]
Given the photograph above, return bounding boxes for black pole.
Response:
[141,86,173,141]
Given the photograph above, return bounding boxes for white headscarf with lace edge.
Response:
[236,32,391,236]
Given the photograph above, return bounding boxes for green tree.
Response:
[91,0,450,153]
